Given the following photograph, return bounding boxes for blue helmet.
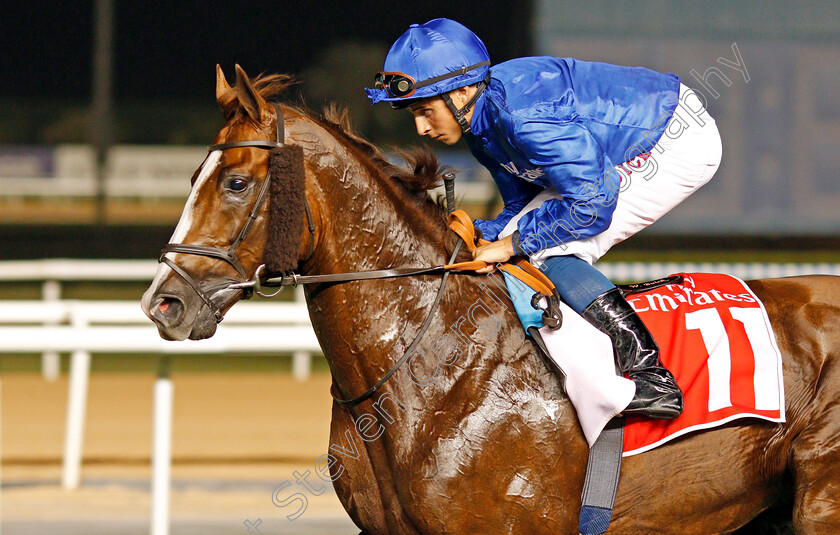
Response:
[366,18,491,106]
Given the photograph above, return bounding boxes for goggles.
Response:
[373,60,491,99]
[374,72,419,98]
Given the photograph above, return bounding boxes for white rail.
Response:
[0,299,309,324]
[0,259,312,380]
[0,298,318,535]
[0,259,162,381]
[0,258,157,281]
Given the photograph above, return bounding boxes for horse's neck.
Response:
[290,121,579,465]
[292,121,456,394]
[295,122,446,273]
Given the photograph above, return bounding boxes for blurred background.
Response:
[3,1,840,534]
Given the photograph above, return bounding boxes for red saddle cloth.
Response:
[622,273,785,456]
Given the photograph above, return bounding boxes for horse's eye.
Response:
[226,177,248,193]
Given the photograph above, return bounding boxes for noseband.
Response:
[159,105,315,323]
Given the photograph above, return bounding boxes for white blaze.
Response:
[142,151,222,308]
[170,150,222,244]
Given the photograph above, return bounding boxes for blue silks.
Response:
[466,56,679,250]
[502,270,545,331]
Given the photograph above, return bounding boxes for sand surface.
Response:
[2,372,357,534]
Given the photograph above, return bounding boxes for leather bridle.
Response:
[158,104,315,323]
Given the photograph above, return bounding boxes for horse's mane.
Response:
[251,74,451,204]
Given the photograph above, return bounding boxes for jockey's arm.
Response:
[510,120,619,256]
[473,121,619,269]
[472,155,542,242]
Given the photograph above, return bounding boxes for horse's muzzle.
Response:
[142,280,220,341]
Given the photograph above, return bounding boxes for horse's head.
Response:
[141,65,311,340]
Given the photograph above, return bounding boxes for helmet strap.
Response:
[441,74,490,135]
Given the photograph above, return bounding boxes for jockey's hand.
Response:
[472,235,515,274]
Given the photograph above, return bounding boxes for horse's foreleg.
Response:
[328,401,389,534]
[790,387,840,533]
[328,400,423,534]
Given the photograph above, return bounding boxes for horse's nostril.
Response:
[155,296,184,321]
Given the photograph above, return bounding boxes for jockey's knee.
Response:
[697,123,723,188]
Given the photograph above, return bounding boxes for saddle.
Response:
[446,210,681,330]
[446,212,785,534]
[447,210,564,327]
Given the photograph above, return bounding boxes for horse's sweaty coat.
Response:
[141,66,840,534]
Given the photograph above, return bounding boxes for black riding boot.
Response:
[582,288,684,419]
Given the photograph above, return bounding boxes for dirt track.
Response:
[2,372,357,534]
[3,373,334,462]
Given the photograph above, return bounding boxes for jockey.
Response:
[366,18,722,419]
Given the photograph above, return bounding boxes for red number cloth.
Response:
[622,273,785,456]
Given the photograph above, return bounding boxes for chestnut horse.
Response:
[141,66,840,534]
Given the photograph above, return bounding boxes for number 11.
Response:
[684,307,781,412]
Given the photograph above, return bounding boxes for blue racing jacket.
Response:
[466,56,680,255]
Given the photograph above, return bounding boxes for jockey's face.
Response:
[409,86,476,145]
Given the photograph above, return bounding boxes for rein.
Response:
[228,253,485,293]
[331,241,462,405]
[230,207,562,407]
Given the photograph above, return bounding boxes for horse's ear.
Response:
[216,65,237,120]
[234,64,271,124]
